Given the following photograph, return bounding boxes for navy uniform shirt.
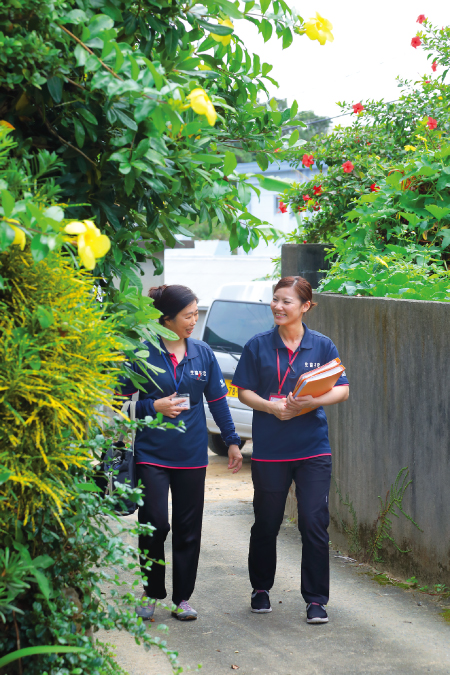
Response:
[232,324,349,461]
[119,338,228,468]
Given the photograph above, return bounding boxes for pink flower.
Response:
[303,194,311,201]
[432,61,437,72]
[342,160,354,173]
[352,102,364,114]
[411,36,422,48]
[274,148,280,152]
[416,14,426,24]
[424,80,431,84]
[427,117,438,130]
[278,201,288,213]
[302,154,314,168]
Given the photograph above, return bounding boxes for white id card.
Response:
[269,393,286,402]
[173,393,190,410]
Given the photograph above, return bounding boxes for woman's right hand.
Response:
[153,393,186,418]
[269,398,296,421]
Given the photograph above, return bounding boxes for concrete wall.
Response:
[289,293,450,583]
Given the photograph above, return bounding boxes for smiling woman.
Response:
[118,283,243,623]
[232,275,349,624]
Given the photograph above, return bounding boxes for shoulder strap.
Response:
[119,400,137,454]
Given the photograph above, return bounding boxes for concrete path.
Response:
[100,448,450,675]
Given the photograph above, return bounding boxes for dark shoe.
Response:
[251,589,272,613]
[306,603,328,623]
[171,600,197,620]
[135,592,156,620]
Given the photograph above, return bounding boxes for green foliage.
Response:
[0,0,309,311]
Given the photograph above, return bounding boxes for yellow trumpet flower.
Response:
[375,256,388,268]
[64,220,111,270]
[211,18,234,46]
[11,224,26,250]
[404,145,416,151]
[187,88,217,126]
[304,13,334,46]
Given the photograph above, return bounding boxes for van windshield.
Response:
[203,300,274,354]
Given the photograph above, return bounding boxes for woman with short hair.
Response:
[119,284,242,621]
[232,276,349,624]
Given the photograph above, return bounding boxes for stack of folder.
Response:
[292,358,346,416]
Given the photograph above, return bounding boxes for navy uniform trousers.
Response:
[248,455,332,605]
[137,463,206,606]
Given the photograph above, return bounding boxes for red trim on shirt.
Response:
[207,394,227,403]
[168,351,188,380]
[136,462,207,469]
[252,453,332,463]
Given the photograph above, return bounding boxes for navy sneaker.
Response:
[306,603,328,623]
[251,589,272,613]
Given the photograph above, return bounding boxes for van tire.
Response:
[208,433,246,457]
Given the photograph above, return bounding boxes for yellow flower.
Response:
[11,225,26,250]
[416,134,427,142]
[64,220,111,270]
[187,88,217,126]
[404,145,416,151]
[0,120,15,130]
[304,13,334,45]
[211,18,234,46]
[375,256,388,268]
[438,96,443,100]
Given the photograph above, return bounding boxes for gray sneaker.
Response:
[135,592,156,620]
[171,600,197,621]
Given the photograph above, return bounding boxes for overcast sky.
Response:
[235,0,449,126]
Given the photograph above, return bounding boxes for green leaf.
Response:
[269,97,278,111]
[438,228,450,249]
[134,98,157,123]
[114,108,138,131]
[0,222,16,251]
[425,204,450,221]
[260,0,271,12]
[290,100,298,118]
[255,152,269,171]
[196,19,234,35]
[282,27,293,49]
[214,0,244,19]
[73,118,85,148]
[114,43,124,71]
[1,190,15,218]
[260,18,273,42]
[128,54,140,81]
[143,58,163,90]
[47,76,63,103]
[238,181,251,206]
[261,63,273,77]
[74,44,87,66]
[256,175,292,192]
[288,129,299,146]
[0,647,86,669]
[223,151,237,176]
[88,13,114,38]
[78,108,98,125]
[0,469,11,485]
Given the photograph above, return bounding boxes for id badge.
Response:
[269,393,285,402]
[173,393,190,410]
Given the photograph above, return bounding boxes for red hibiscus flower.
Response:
[313,203,321,211]
[302,154,314,168]
[432,61,437,72]
[313,185,322,195]
[370,183,380,192]
[416,14,426,24]
[274,148,280,152]
[302,194,311,202]
[411,36,421,48]
[342,161,354,173]
[427,117,437,130]
[278,201,288,213]
[303,240,307,244]
[352,102,364,114]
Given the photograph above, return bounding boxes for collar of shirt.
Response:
[271,323,314,352]
[159,337,200,365]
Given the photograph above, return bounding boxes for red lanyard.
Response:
[276,349,299,395]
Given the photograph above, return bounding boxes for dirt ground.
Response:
[99,445,450,675]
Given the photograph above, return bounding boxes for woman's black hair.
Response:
[148,285,198,325]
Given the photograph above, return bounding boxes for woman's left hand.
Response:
[228,444,243,474]
[284,392,316,414]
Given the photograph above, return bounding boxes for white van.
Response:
[201,281,275,456]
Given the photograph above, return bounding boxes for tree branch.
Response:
[58,25,124,82]
[36,106,97,169]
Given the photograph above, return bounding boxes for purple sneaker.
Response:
[171,599,198,621]
[135,592,156,620]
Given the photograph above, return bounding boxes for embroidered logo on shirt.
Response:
[190,369,207,377]
[220,378,225,387]
[305,362,321,368]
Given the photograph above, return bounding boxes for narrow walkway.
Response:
[101,449,450,675]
